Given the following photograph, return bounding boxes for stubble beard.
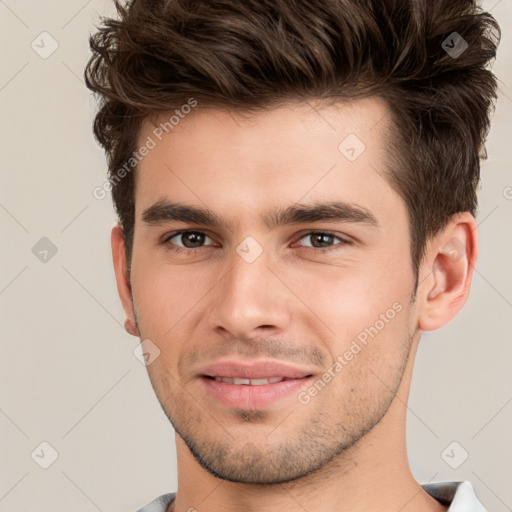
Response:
[155,333,414,485]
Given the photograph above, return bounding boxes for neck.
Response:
[170,339,447,512]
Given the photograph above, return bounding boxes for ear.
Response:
[417,212,478,331]
[111,224,140,337]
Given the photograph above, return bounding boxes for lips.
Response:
[211,376,286,385]
[200,360,314,380]
[198,360,315,409]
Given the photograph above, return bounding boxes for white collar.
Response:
[423,481,487,511]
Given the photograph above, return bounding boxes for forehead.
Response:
[133,97,399,225]
[141,97,392,152]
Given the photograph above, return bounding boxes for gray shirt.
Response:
[136,480,486,512]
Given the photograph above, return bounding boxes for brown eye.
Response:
[165,231,214,249]
[298,232,346,249]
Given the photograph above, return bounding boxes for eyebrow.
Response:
[141,199,378,230]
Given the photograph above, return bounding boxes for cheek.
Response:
[130,260,207,334]
[287,259,410,341]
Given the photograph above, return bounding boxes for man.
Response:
[85,0,500,510]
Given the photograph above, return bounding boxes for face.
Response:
[126,98,420,483]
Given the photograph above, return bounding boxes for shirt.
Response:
[136,480,486,512]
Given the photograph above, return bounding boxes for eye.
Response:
[295,231,349,250]
[163,230,215,250]
[161,230,350,254]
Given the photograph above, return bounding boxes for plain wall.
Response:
[1,1,511,510]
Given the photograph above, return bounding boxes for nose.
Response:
[208,246,292,341]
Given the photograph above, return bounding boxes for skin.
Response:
[112,98,477,512]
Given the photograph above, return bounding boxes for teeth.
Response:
[250,378,272,385]
[213,376,285,385]
[233,378,251,385]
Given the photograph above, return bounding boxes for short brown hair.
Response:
[85,0,500,277]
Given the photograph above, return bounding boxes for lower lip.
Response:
[201,377,312,409]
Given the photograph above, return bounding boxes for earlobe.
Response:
[124,318,140,337]
[111,224,140,337]
[418,213,478,332]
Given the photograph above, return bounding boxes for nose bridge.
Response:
[209,244,290,338]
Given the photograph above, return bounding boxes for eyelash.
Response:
[161,230,351,254]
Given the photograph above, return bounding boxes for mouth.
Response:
[198,360,315,409]
[205,376,299,385]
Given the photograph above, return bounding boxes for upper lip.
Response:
[199,360,315,380]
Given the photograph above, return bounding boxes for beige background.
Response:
[0,1,511,511]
